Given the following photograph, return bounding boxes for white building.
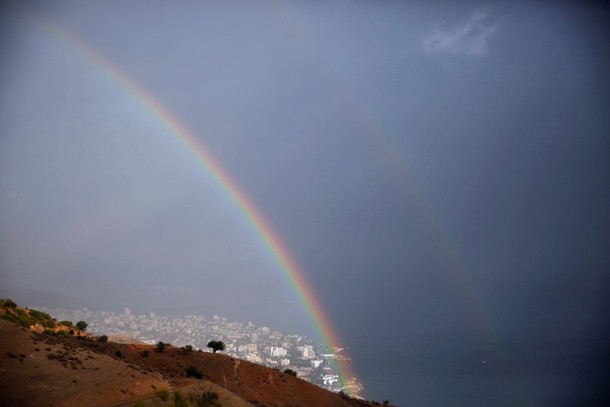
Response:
[323,374,339,386]
[311,359,323,368]
[299,345,315,359]
[271,346,287,357]
[246,353,262,363]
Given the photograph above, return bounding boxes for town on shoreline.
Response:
[35,305,363,396]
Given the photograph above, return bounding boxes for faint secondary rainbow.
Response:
[267,9,522,398]
[30,12,358,394]
[269,4,502,356]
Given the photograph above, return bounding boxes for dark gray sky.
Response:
[1,1,609,405]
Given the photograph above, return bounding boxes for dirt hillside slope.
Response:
[0,318,172,406]
[118,343,376,407]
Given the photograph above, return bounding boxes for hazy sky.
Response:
[1,1,609,405]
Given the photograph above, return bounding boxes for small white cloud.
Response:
[423,10,496,57]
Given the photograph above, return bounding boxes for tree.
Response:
[156,341,167,353]
[181,344,194,354]
[207,340,225,353]
[98,335,108,342]
[76,321,88,331]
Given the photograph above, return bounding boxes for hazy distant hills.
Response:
[0,302,392,407]
[1,286,89,310]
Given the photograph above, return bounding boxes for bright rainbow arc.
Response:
[31,13,358,394]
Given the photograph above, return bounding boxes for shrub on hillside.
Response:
[141,349,150,357]
[185,365,203,379]
[98,335,108,342]
[283,369,297,377]
[42,319,56,329]
[154,388,169,401]
[28,309,53,323]
[200,391,222,407]
[1,299,17,308]
[76,321,87,331]
[174,390,188,407]
[59,321,73,327]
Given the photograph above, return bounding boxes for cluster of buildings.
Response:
[37,306,362,395]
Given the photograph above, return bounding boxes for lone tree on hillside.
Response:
[76,321,88,331]
[207,340,225,353]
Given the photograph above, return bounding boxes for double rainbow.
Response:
[31,12,358,394]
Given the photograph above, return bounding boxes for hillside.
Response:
[0,317,173,406]
[0,302,394,407]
